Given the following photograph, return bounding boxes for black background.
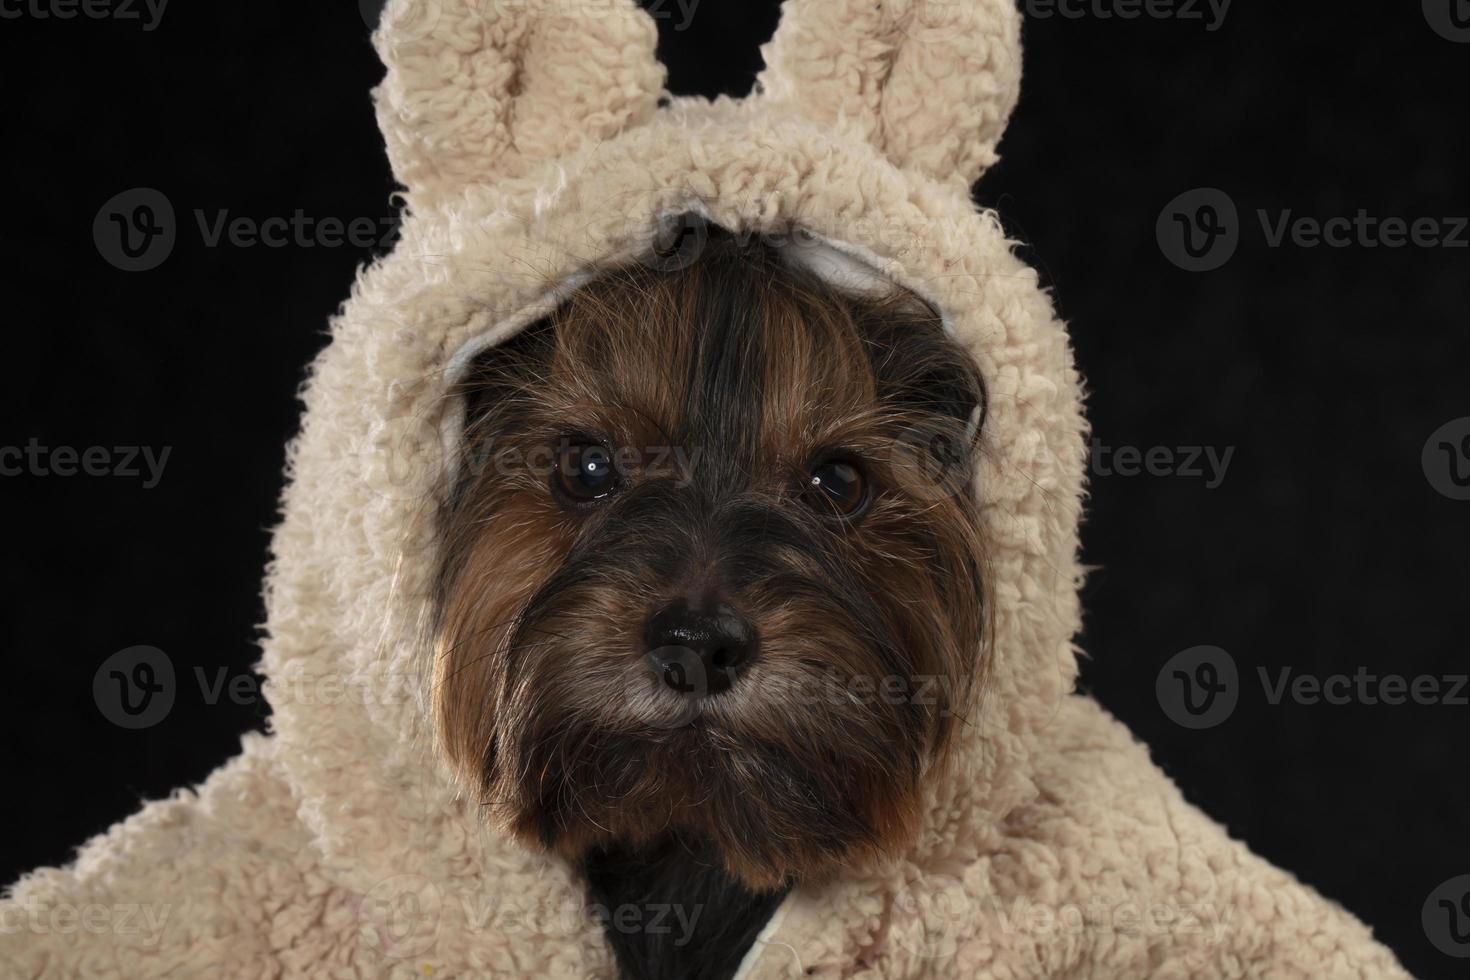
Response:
[2,2,1466,976]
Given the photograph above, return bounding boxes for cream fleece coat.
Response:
[2,1,1411,976]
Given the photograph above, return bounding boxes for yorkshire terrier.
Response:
[432,223,989,980]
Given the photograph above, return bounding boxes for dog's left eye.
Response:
[804,457,869,520]
[552,440,619,506]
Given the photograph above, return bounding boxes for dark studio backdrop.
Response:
[1,1,1466,975]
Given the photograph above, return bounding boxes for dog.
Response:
[431,224,989,980]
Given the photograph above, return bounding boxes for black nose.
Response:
[644,600,756,696]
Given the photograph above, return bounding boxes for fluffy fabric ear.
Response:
[372,0,665,203]
[757,0,1022,188]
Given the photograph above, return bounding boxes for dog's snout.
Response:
[644,600,755,696]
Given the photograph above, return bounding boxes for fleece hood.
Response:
[262,0,1080,968]
[2,1,1412,977]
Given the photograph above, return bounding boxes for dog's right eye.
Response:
[551,440,619,507]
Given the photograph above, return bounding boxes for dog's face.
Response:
[433,231,988,889]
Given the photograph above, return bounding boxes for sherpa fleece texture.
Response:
[2,1,1411,977]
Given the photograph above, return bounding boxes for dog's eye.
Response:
[552,440,619,506]
[804,457,869,520]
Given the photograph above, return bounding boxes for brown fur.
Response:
[432,227,989,890]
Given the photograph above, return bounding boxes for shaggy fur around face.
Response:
[433,228,988,891]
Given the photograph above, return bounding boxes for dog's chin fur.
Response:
[431,225,989,892]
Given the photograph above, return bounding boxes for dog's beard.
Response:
[430,226,987,890]
[491,493,965,888]
[441,464,983,890]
